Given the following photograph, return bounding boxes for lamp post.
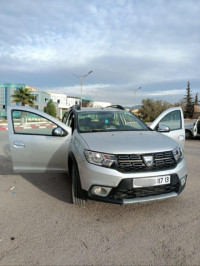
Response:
[73,70,93,107]
[133,86,142,107]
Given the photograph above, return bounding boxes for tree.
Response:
[184,81,194,118]
[174,99,186,113]
[138,98,172,122]
[44,99,57,117]
[194,92,199,105]
[11,87,35,107]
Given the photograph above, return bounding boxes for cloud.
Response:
[0,0,200,105]
[147,89,185,97]
[44,83,196,106]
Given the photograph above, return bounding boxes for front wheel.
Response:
[71,161,86,205]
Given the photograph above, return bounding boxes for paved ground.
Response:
[0,131,200,265]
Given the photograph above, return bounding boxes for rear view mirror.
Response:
[157,125,170,133]
[52,127,68,136]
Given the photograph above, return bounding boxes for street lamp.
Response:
[73,70,93,107]
[133,86,142,106]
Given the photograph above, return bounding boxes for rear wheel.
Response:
[71,161,86,205]
[185,130,193,139]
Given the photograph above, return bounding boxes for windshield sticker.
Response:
[105,119,108,124]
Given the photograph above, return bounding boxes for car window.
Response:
[12,110,57,135]
[122,112,146,129]
[157,110,181,131]
[67,112,75,132]
[62,111,69,124]
[77,111,149,133]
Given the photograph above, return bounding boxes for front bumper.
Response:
[79,156,187,204]
[87,174,187,204]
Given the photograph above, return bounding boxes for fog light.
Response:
[181,175,187,186]
[91,186,111,197]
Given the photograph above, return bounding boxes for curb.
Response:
[0,124,8,131]
[0,123,54,131]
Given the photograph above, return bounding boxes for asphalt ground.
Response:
[0,131,200,265]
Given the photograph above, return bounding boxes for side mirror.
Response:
[157,125,170,133]
[52,127,68,136]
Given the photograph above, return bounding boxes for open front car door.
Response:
[7,106,72,173]
[149,107,185,149]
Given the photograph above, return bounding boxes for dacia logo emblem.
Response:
[143,155,154,167]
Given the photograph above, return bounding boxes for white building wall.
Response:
[48,92,81,118]
[48,92,68,108]
[66,97,81,108]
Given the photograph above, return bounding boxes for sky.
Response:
[0,0,200,106]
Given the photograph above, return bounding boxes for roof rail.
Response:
[69,104,81,110]
[106,105,125,110]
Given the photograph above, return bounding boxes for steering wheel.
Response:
[102,123,117,129]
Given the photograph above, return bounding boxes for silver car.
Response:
[7,105,187,205]
[185,116,200,139]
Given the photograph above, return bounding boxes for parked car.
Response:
[7,105,187,205]
[185,116,200,139]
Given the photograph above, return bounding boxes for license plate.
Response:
[133,175,171,188]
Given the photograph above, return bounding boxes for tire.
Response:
[185,130,193,139]
[71,161,86,205]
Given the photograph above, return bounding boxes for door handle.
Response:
[13,141,25,148]
[178,135,185,141]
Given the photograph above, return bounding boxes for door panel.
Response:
[150,107,185,148]
[7,106,72,173]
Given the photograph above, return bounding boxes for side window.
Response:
[124,113,133,123]
[67,112,75,132]
[122,112,147,130]
[113,113,121,125]
[12,111,57,135]
[158,110,181,131]
[62,111,69,124]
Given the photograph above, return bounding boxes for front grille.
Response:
[109,175,180,200]
[116,151,176,172]
[113,183,179,199]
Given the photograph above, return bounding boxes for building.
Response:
[0,83,26,118]
[47,93,94,118]
[48,92,80,119]
[0,83,25,117]
[0,83,51,119]
[0,83,94,120]
[27,86,51,111]
[47,92,81,118]
[67,95,81,108]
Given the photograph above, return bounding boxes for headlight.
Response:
[172,147,183,162]
[84,150,117,168]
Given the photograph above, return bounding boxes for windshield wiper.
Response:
[90,129,104,132]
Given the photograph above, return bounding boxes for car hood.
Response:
[80,131,178,154]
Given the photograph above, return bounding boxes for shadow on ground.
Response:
[21,172,72,204]
[0,143,72,204]
[186,136,200,141]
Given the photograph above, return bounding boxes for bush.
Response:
[44,100,57,118]
[138,99,173,122]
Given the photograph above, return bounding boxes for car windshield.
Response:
[77,111,149,133]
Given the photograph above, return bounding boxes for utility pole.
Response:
[73,70,93,107]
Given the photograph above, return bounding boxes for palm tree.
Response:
[11,87,35,107]
[11,87,35,125]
